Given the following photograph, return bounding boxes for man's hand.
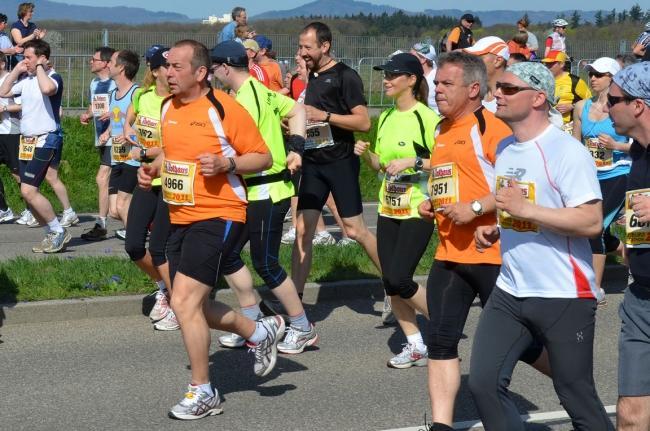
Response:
[286,151,301,174]
[112,134,125,144]
[441,202,475,225]
[80,112,91,125]
[496,178,530,219]
[418,200,436,223]
[97,112,110,122]
[129,147,141,161]
[631,194,650,224]
[354,140,369,156]
[475,225,500,252]
[137,164,157,191]
[98,131,110,146]
[555,103,573,115]
[197,153,230,176]
[12,60,28,75]
[305,105,327,123]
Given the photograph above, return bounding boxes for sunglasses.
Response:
[383,71,409,80]
[588,71,608,79]
[496,82,536,96]
[606,93,632,108]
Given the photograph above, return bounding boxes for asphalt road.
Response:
[0,272,626,431]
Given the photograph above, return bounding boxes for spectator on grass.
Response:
[10,3,45,61]
[517,16,539,56]
[218,6,247,44]
[632,22,650,60]
[0,14,23,60]
[445,13,475,52]
[507,32,531,60]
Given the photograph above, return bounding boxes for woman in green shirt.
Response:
[355,53,440,369]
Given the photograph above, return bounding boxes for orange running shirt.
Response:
[260,61,284,92]
[429,107,512,264]
[161,89,269,225]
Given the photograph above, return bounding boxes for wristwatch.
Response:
[414,157,423,172]
[324,112,331,123]
[227,157,236,174]
[471,200,484,216]
[139,148,147,160]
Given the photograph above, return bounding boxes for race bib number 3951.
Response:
[429,163,458,210]
[624,188,650,248]
[161,159,196,206]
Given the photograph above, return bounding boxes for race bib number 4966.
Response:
[161,160,196,206]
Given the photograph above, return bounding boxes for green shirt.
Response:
[235,77,296,202]
[373,102,440,219]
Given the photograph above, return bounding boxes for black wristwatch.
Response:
[227,157,236,174]
[324,112,331,123]
[139,148,147,160]
[414,157,423,172]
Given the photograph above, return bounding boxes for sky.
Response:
[57,0,647,19]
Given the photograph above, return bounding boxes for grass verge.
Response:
[0,236,438,303]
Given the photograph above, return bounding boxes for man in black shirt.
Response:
[607,61,650,430]
[292,21,381,300]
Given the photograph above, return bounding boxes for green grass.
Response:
[0,237,438,302]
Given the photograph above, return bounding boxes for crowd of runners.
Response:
[1,2,650,429]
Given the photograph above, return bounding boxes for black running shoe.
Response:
[81,223,107,241]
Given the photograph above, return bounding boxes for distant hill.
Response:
[254,0,600,26]
[1,0,192,24]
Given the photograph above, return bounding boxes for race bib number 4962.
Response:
[161,160,196,206]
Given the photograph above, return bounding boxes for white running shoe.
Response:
[281,227,296,244]
[312,230,336,245]
[168,385,223,420]
[0,208,14,223]
[218,332,246,348]
[115,229,127,240]
[381,296,396,325]
[284,208,292,222]
[387,343,428,369]
[277,324,319,354]
[337,237,357,247]
[154,310,180,331]
[59,210,79,227]
[149,291,170,321]
[15,209,33,225]
[250,316,285,377]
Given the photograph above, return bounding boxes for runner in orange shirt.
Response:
[137,39,285,421]
[254,35,285,91]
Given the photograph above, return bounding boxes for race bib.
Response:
[19,136,36,161]
[624,188,650,248]
[496,176,539,233]
[380,176,413,217]
[561,121,574,135]
[134,115,161,149]
[111,141,131,163]
[91,94,109,117]
[429,163,458,210]
[304,122,335,151]
[584,137,613,168]
[161,159,196,206]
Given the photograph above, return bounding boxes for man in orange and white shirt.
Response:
[137,39,285,421]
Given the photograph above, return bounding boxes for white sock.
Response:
[98,216,107,228]
[63,207,74,216]
[47,218,64,234]
[195,383,214,397]
[155,279,167,294]
[406,332,425,350]
[248,320,269,344]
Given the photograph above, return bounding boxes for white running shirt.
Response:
[495,124,602,299]
[11,70,58,136]
[0,74,20,135]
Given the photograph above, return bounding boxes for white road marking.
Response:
[380,405,617,430]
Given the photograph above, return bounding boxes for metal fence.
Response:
[40,30,634,108]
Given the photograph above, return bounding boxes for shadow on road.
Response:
[0,269,18,343]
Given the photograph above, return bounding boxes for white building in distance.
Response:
[202,14,232,25]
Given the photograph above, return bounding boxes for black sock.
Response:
[429,423,454,431]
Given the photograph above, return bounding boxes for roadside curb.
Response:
[0,264,628,326]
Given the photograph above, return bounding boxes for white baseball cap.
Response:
[584,57,621,76]
[463,36,510,61]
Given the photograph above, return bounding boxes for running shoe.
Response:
[281,226,296,244]
[39,229,72,254]
[284,208,292,222]
[80,223,107,241]
[337,237,357,247]
[597,287,607,308]
[168,385,223,420]
[382,296,396,325]
[59,210,79,227]
[0,208,14,223]
[15,209,33,225]
[115,229,127,240]
[277,323,318,354]
[149,291,171,321]
[154,310,180,331]
[250,316,285,377]
[218,332,246,348]
[31,234,51,253]
[312,230,336,245]
[387,342,428,369]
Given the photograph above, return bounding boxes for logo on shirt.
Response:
[505,167,527,180]
[190,121,206,127]
[398,141,406,147]
[453,140,465,145]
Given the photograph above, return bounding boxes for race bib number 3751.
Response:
[161,159,196,206]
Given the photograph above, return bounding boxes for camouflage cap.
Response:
[506,61,564,127]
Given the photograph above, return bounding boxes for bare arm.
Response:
[35,65,57,96]
[0,67,22,98]
[285,102,306,137]
[572,100,584,141]
[632,43,645,57]
[11,28,36,46]
[304,104,371,133]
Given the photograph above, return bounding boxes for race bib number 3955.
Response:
[161,159,196,206]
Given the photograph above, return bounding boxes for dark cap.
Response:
[253,35,272,51]
[461,13,475,22]
[149,47,169,70]
[373,53,423,77]
[210,41,248,67]
[145,44,164,62]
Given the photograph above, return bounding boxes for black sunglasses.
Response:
[606,93,632,108]
[383,71,409,80]
[496,82,536,96]
[588,71,608,79]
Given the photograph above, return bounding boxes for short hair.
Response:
[23,40,50,59]
[17,2,35,19]
[115,50,140,81]
[517,17,529,28]
[513,32,528,45]
[231,7,245,20]
[95,46,116,62]
[437,51,489,99]
[173,39,210,72]
[0,13,7,24]
[302,22,332,51]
